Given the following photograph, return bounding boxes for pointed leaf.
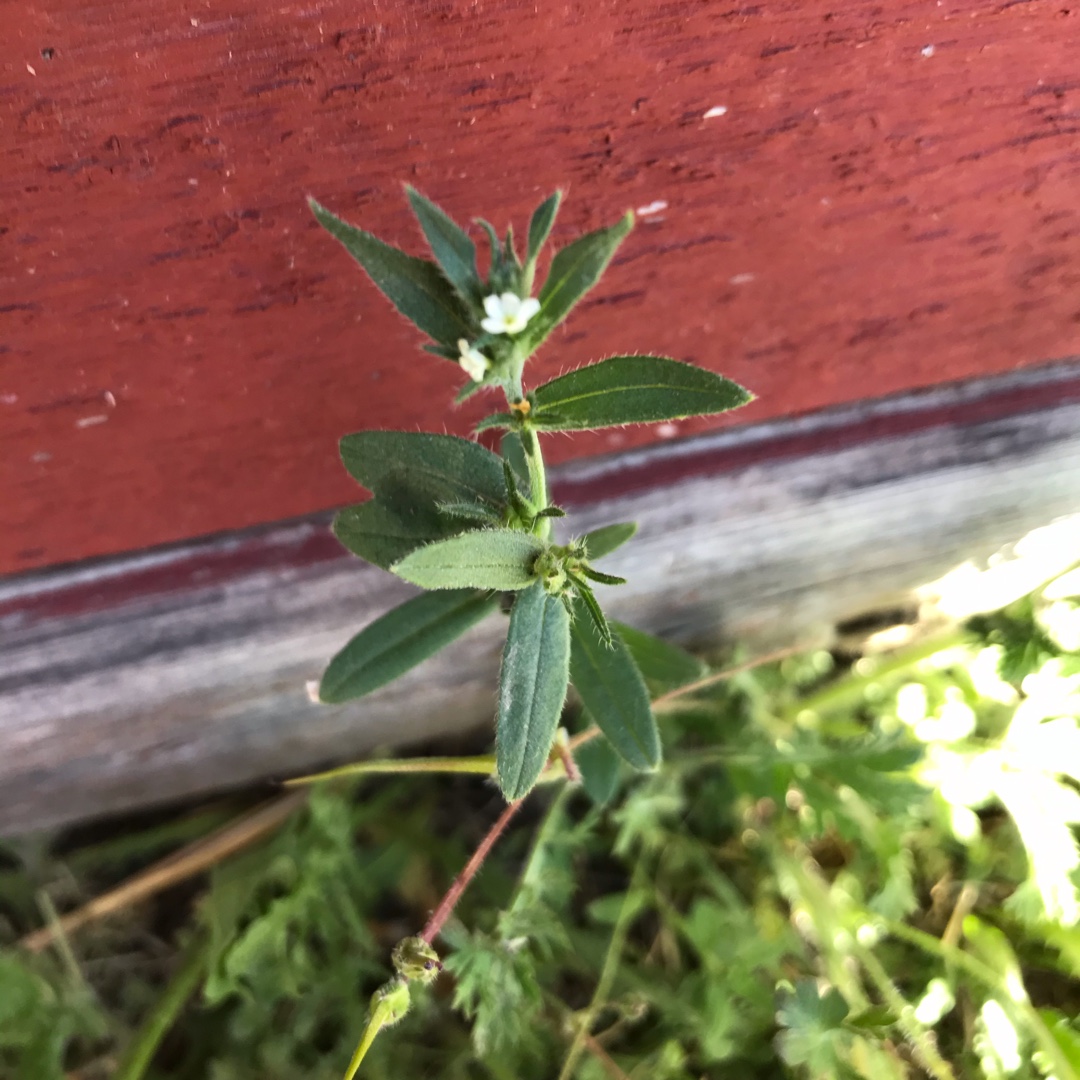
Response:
[580,565,626,587]
[391,529,544,590]
[320,589,499,703]
[309,198,474,346]
[581,522,638,560]
[610,622,707,694]
[527,191,562,266]
[406,186,481,304]
[437,501,503,525]
[340,431,507,509]
[576,734,621,806]
[570,604,660,770]
[474,412,514,433]
[572,578,613,647]
[530,355,753,430]
[500,432,531,497]
[333,499,463,570]
[497,582,571,799]
[523,211,633,351]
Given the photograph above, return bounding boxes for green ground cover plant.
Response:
[2,576,1079,1079]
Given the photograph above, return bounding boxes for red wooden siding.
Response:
[3,0,1079,576]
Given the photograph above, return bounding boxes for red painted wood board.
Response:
[2,0,1079,577]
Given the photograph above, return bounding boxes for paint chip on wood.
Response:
[636,200,668,216]
[730,273,755,285]
[703,105,728,118]
[76,415,108,428]
[921,44,936,57]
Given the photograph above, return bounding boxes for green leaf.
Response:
[523,211,633,351]
[530,355,753,431]
[581,522,638,560]
[309,198,473,346]
[340,431,507,509]
[496,582,572,799]
[500,432,531,497]
[1038,1010,1080,1074]
[405,186,481,305]
[320,589,499,703]
[610,622,707,693]
[572,578,613,647]
[570,605,660,771]
[576,735,621,806]
[391,529,544,591]
[333,499,462,570]
[474,412,515,433]
[527,191,562,266]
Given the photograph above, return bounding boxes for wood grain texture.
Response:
[4,363,1080,834]
[3,0,1080,574]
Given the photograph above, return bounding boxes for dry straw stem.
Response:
[20,790,308,953]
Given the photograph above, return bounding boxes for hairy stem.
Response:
[854,943,956,1080]
[520,425,551,538]
[421,798,524,944]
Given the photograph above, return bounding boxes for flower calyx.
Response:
[532,540,627,647]
[391,936,443,985]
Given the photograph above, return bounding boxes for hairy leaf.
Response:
[320,589,499,703]
[392,529,544,591]
[610,621,708,693]
[340,431,508,509]
[570,606,661,771]
[524,191,562,294]
[406,186,481,305]
[523,212,634,351]
[309,198,473,347]
[581,521,638,560]
[576,735,621,806]
[333,499,462,571]
[530,355,753,430]
[497,582,572,799]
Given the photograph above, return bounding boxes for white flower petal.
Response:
[482,294,504,319]
[519,297,541,321]
[480,316,504,334]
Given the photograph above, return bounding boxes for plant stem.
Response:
[286,754,497,786]
[420,798,524,945]
[556,862,646,1080]
[854,943,956,1080]
[884,920,1080,1080]
[520,425,551,538]
[113,932,213,1080]
[21,791,307,953]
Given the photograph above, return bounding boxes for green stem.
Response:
[854,943,956,1080]
[114,932,212,1080]
[883,920,1080,1080]
[556,862,646,1080]
[286,754,497,786]
[520,425,550,539]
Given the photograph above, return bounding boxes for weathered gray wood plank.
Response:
[3,364,1080,834]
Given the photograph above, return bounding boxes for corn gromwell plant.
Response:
[303,186,753,1073]
[307,186,752,801]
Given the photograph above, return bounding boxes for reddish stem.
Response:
[421,798,524,945]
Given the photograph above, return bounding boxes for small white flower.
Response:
[457,339,490,382]
[480,292,540,336]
